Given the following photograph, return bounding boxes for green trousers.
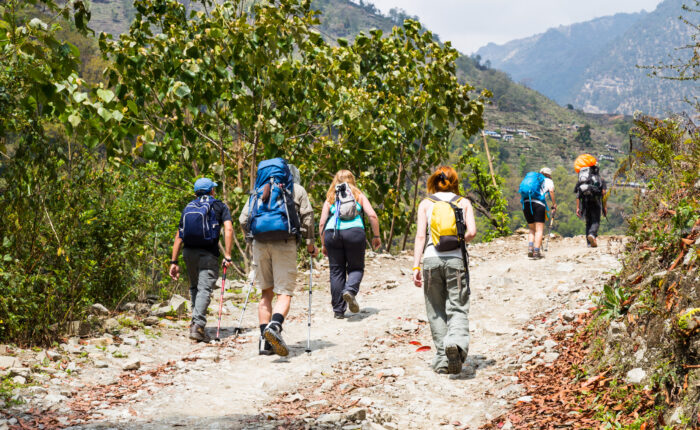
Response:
[423,256,470,371]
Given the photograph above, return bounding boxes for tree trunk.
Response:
[401,170,421,250]
[386,139,406,254]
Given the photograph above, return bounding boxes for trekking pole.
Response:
[305,255,313,354]
[233,266,256,339]
[215,266,227,342]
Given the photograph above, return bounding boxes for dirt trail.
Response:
[1,234,625,429]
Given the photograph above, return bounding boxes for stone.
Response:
[149,294,188,317]
[625,368,646,384]
[36,351,48,364]
[400,321,418,332]
[344,407,366,422]
[516,396,533,403]
[120,302,136,311]
[11,375,26,385]
[122,337,138,346]
[317,413,343,424]
[378,367,404,378]
[85,337,113,347]
[94,360,109,369]
[543,340,558,350]
[103,318,120,333]
[121,359,140,371]
[307,399,329,407]
[562,311,575,322]
[555,263,575,273]
[43,393,68,406]
[9,367,29,378]
[143,316,160,326]
[90,303,109,316]
[542,353,560,363]
[134,303,151,315]
[66,320,91,337]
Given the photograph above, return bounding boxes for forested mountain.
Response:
[476,0,695,116]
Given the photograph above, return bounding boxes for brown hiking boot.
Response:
[587,235,598,248]
[189,324,209,342]
[532,249,543,259]
[527,247,534,258]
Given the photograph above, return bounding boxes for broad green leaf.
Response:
[96,89,115,103]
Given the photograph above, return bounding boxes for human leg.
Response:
[182,248,200,323]
[325,230,348,315]
[263,240,298,357]
[192,250,218,328]
[443,258,470,374]
[343,228,366,297]
[422,257,449,372]
[534,222,545,249]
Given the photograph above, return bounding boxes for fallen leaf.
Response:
[409,341,422,346]
[416,346,431,352]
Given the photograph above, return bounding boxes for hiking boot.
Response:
[263,322,289,357]
[527,248,534,258]
[587,235,597,248]
[435,367,449,375]
[445,344,463,375]
[259,336,273,356]
[532,249,543,259]
[189,324,209,342]
[343,291,360,314]
[334,312,345,319]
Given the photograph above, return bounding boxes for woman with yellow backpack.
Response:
[412,166,477,375]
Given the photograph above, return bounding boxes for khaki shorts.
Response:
[252,239,298,296]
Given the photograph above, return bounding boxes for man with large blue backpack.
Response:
[239,158,317,357]
[519,167,557,259]
[169,178,234,342]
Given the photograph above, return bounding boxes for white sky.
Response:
[362,0,664,54]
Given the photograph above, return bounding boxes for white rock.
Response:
[121,359,141,371]
[11,375,26,385]
[543,340,558,350]
[542,353,560,363]
[122,337,138,346]
[317,413,343,423]
[90,303,109,316]
[0,356,18,369]
[625,368,646,384]
[94,360,109,369]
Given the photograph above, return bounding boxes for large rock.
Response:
[142,316,160,326]
[121,359,141,371]
[149,294,188,317]
[625,368,646,384]
[0,356,18,369]
[66,320,91,337]
[90,303,109,316]
[316,413,343,424]
[344,407,367,422]
[103,318,120,333]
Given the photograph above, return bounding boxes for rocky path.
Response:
[0,234,625,429]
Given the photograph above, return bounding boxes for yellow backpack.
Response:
[427,194,464,252]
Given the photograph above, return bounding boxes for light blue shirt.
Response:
[325,202,364,231]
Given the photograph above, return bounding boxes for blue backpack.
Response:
[247,158,301,242]
[519,172,547,210]
[179,195,220,248]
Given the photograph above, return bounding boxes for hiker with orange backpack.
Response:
[412,166,477,375]
[574,154,607,248]
[518,168,557,259]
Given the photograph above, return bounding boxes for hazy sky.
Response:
[363,0,664,54]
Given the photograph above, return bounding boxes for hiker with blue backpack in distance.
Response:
[519,167,557,259]
[574,155,607,248]
[317,170,381,319]
[169,178,234,342]
[239,158,317,357]
[412,166,477,375]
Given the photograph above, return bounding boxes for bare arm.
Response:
[360,194,380,237]
[413,200,429,268]
[318,201,331,247]
[223,220,233,260]
[169,230,183,280]
[462,199,477,243]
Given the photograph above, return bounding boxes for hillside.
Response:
[475,12,645,106]
[476,0,695,116]
[84,0,633,237]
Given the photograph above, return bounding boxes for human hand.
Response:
[371,237,381,250]
[169,264,180,281]
[222,256,232,268]
[576,208,581,218]
[603,207,608,217]
[322,245,328,256]
[412,269,422,288]
[307,244,319,257]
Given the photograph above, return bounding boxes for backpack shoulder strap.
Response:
[450,195,464,203]
[427,194,441,203]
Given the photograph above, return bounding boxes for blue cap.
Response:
[194,178,217,193]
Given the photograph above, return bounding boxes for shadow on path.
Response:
[345,306,380,322]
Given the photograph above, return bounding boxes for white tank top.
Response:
[423,192,463,259]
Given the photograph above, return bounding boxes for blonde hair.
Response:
[326,170,362,205]
[427,166,460,194]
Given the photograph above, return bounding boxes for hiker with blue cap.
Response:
[169,178,234,342]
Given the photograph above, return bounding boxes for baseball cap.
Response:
[540,167,552,176]
[193,178,218,193]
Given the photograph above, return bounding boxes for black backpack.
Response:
[577,165,603,198]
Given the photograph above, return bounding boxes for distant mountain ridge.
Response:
[477,0,695,116]
[476,12,645,107]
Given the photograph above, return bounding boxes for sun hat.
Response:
[540,167,552,177]
[193,178,218,193]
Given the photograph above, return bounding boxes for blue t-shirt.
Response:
[325,202,364,231]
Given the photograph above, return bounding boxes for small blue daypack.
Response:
[519,172,547,211]
[247,158,301,242]
[179,195,220,248]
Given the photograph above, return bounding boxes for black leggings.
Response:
[324,227,366,314]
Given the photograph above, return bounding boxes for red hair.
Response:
[427,166,460,194]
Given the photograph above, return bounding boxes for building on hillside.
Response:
[599,154,615,162]
[484,130,502,139]
[503,134,514,142]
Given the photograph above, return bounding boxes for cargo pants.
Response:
[423,256,470,371]
[183,248,219,328]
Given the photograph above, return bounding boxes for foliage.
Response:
[575,124,593,147]
[599,281,631,319]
